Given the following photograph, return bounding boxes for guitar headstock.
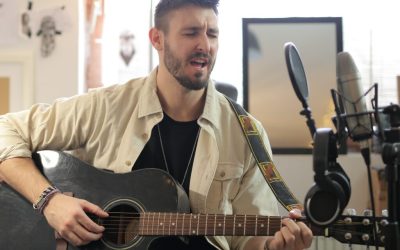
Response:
[324,214,385,247]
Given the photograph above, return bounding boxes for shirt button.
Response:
[125,160,132,166]
[220,171,226,178]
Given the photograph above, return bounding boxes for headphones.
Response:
[304,128,351,226]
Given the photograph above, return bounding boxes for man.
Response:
[0,0,313,249]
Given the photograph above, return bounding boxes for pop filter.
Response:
[285,42,309,109]
[284,42,316,138]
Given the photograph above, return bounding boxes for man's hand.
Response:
[244,209,313,250]
[43,194,109,246]
[265,209,313,250]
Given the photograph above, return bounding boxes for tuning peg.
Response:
[343,208,356,224]
[362,233,370,242]
[344,208,357,216]
[344,232,352,240]
[382,209,388,217]
[362,209,373,217]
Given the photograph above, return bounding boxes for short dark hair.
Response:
[154,0,219,33]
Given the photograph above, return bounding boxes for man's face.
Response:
[161,5,219,90]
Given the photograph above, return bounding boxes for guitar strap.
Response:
[226,97,303,212]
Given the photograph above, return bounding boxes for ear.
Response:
[149,27,163,51]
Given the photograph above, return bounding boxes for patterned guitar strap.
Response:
[226,97,303,212]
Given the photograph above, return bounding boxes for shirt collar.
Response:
[137,67,222,131]
[138,68,163,119]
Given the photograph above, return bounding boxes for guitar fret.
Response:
[223,214,226,235]
[244,214,247,235]
[205,214,208,235]
[197,213,200,235]
[175,214,178,235]
[163,212,166,235]
[255,215,258,236]
[189,213,192,235]
[182,213,185,235]
[169,213,172,235]
[214,214,217,235]
[152,212,155,235]
[233,214,236,235]
[157,212,161,235]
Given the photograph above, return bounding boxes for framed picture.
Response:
[0,50,34,112]
[242,17,343,154]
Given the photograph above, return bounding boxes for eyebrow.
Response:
[182,26,219,35]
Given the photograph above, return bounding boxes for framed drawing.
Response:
[0,77,9,115]
[242,17,343,154]
[0,50,34,112]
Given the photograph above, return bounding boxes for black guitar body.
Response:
[0,151,190,250]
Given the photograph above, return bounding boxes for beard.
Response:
[164,41,215,91]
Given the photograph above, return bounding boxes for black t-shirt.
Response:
[132,113,215,250]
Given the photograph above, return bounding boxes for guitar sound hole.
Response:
[100,203,141,247]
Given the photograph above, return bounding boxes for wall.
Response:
[275,153,384,215]
[0,0,82,106]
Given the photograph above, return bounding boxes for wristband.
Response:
[33,186,61,214]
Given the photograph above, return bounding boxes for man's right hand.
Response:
[43,193,109,246]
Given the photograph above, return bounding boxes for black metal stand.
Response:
[382,142,400,250]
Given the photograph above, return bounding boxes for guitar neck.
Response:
[135,212,321,237]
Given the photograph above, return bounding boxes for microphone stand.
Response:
[299,106,317,140]
[381,105,400,250]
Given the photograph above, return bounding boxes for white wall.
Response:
[0,0,82,106]
[275,153,384,215]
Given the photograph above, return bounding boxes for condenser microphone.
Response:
[337,52,372,164]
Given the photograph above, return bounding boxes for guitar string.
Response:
[157,124,200,186]
[90,214,374,238]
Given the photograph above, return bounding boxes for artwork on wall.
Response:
[0,77,9,115]
[0,0,19,45]
[101,0,153,85]
[242,17,343,154]
[34,6,72,57]
[0,50,34,112]
[119,30,136,66]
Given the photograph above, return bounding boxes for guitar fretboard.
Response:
[138,212,287,236]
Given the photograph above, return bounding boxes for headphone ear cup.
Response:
[327,171,351,209]
[304,177,345,226]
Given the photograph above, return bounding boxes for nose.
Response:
[196,33,211,53]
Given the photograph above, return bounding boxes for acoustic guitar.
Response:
[0,151,384,249]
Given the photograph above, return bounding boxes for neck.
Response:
[156,68,206,122]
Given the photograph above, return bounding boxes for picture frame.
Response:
[0,50,34,112]
[242,17,343,154]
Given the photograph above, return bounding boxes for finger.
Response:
[60,229,86,246]
[77,201,106,233]
[279,226,296,248]
[298,221,313,248]
[282,218,301,238]
[81,200,109,218]
[73,223,103,244]
[288,208,302,219]
[77,212,105,234]
[267,231,284,250]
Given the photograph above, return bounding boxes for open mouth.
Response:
[190,58,209,68]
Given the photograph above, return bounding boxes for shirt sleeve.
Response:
[0,92,97,163]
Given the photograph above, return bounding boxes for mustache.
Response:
[188,52,212,61]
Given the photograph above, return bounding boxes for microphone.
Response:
[337,52,372,165]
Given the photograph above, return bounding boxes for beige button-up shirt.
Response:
[0,68,279,249]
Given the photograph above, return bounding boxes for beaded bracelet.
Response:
[33,186,61,214]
